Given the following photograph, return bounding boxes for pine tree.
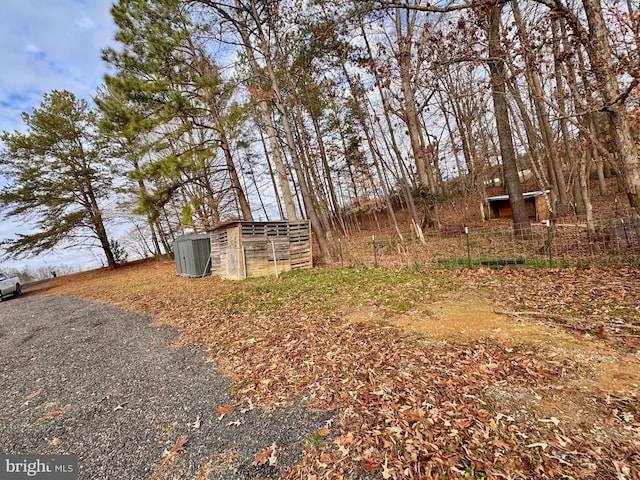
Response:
[0,90,117,268]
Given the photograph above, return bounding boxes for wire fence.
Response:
[335,215,640,270]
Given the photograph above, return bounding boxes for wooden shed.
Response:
[209,220,312,280]
[486,191,551,221]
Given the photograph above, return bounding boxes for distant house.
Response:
[485,191,551,221]
[209,220,312,280]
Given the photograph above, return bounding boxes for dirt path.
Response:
[0,295,331,479]
[347,290,640,391]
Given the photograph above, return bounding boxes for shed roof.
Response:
[486,190,549,202]
[209,219,307,232]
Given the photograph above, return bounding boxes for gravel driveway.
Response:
[0,294,331,479]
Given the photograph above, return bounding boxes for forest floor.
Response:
[28,258,640,479]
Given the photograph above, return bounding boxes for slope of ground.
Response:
[0,296,329,479]
[26,260,640,479]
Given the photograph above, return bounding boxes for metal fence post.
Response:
[271,240,279,278]
[372,235,378,268]
[465,226,472,269]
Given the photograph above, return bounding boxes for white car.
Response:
[0,272,21,301]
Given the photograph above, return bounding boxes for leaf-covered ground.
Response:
[35,261,640,479]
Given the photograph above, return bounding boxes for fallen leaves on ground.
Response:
[215,404,235,418]
[463,267,640,342]
[24,388,43,402]
[168,435,188,457]
[36,404,69,425]
[42,260,640,479]
[253,444,277,467]
[193,450,237,479]
[191,415,201,429]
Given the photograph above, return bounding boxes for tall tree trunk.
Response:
[438,92,466,190]
[512,0,569,211]
[311,116,349,235]
[131,155,163,256]
[257,122,285,220]
[86,186,116,268]
[188,44,253,222]
[340,61,415,241]
[292,98,333,233]
[310,114,343,224]
[506,77,551,192]
[444,71,483,193]
[394,8,434,192]
[249,1,331,262]
[219,133,253,220]
[551,18,584,215]
[372,113,424,238]
[487,3,532,238]
[581,0,640,212]
[360,19,425,241]
[578,149,597,239]
[233,0,297,220]
[551,0,640,212]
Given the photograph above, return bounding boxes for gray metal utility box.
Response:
[210,220,312,280]
[173,233,212,277]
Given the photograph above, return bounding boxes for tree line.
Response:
[1,0,638,268]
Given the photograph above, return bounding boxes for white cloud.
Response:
[0,0,116,132]
[24,43,40,54]
[76,16,96,30]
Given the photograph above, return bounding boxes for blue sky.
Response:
[0,0,117,274]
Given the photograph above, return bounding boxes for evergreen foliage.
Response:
[0,90,117,267]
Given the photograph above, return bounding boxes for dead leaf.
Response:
[526,442,548,450]
[192,416,201,429]
[50,437,62,446]
[268,444,278,466]
[169,435,188,456]
[337,444,350,457]
[24,388,43,402]
[318,426,330,437]
[382,457,393,479]
[360,458,380,473]
[538,417,560,427]
[333,432,354,446]
[252,446,273,466]
[36,405,69,425]
[216,404,235,418]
